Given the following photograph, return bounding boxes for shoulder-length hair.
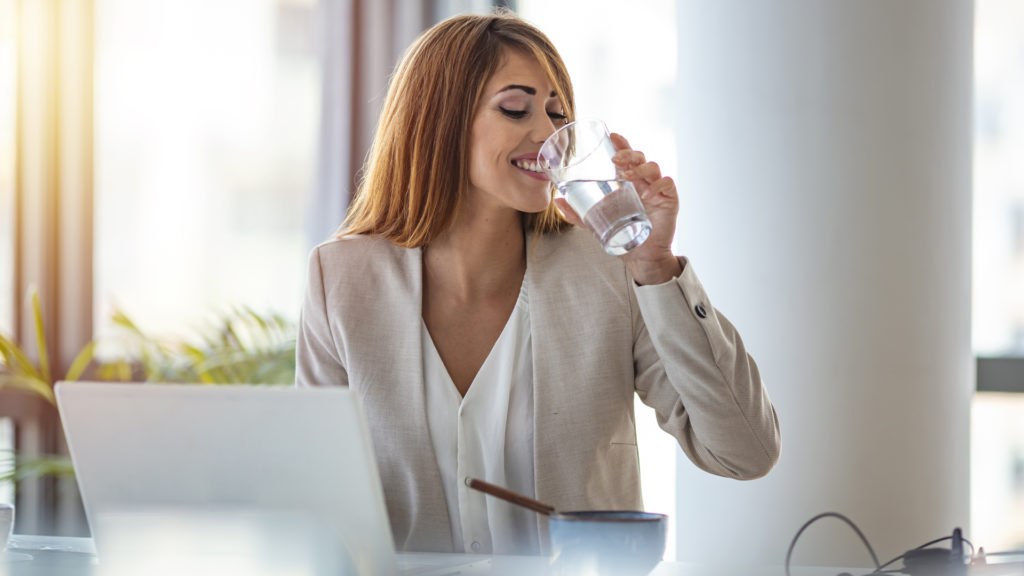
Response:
[339,10,575,247]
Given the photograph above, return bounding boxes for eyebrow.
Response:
[497,84,558,98]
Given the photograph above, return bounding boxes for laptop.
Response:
[56,382,490,576]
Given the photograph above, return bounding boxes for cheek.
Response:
[468,143,504,187]
[467,147,487,188]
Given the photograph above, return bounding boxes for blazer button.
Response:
[695,304,707,319]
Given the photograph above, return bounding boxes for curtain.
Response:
[5,0,94,535]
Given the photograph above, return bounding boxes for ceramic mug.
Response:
[0,502,13,552]
[548,510,667,576]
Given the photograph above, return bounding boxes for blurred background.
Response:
[0,0,1021,566]
[973,0,1024,554]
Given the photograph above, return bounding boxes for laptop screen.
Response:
[56,382,396,576]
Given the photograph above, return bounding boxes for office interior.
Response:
[0,0,1022,569]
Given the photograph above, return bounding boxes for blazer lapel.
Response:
[402,245,455,550]
[362,243,454,551]
[525,230,641,551]
[525,231,567,551]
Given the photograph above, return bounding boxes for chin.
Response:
[517,200,552,215]
[519,187,554,214]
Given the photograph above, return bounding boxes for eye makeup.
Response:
[492,87,565,122]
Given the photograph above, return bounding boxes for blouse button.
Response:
[695,303,708,319]
[471,541,481,552]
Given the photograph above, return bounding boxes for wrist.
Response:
[627,254,683,286]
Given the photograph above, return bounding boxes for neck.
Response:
[424,205,526,301]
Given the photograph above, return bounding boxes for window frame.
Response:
[976,357,1024,393]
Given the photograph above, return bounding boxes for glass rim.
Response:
[538,119,611,173]
[547,118,608,142]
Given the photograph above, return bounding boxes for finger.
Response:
[610,132,632,151]
[624,161,662,184]
[643,176,677,201]
[613,149,646,168]
[553,197,584,227]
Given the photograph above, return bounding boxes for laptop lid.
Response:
[55,381,396,575]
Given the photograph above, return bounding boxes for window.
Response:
[0,0,14,334]
[93,0,323,343]
[516,0,680,559]
[0,0,16,508]
[972,0,1024,551]
[973,394,1024,549]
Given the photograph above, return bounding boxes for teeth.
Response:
[514,159,543,173]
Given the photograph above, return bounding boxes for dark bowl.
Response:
[548,511,667,576]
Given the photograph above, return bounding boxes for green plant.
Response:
[109,306,296,385]
[0,450,75,485]
[0,291,98,404]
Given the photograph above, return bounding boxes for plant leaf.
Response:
[116,359,133,382]
[0,453,75,483]
[65,340,97,381]
[225,322,247,353]
[0,373,56,404]
[0,333,43,381]
[31,289,52,385]
[111,308,145,336]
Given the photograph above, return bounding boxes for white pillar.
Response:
[674,0,973,567]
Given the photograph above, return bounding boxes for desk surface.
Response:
[1,535,863,576]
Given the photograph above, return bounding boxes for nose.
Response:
[531,113,560,145]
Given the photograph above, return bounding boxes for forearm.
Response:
[632,260,780,479]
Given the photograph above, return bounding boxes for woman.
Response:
[296,10,780,555]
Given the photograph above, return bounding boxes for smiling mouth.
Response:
[512,158,544,174]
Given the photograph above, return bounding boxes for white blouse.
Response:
[421,283,539,555]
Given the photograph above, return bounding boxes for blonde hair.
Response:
[339,10,575,246]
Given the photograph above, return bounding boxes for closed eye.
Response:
[548,111,568,122]
[499,107,528,119]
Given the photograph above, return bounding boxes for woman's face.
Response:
[467,50,567,217]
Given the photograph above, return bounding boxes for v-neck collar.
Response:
[421,282,528,401]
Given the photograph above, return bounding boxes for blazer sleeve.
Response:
[295,245,349,388]
[631,257,780,480]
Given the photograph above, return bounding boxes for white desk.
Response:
[1,535,861,576]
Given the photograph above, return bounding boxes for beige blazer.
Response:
[296,227,780,553]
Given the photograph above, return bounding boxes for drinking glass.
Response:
[538,120,652,255]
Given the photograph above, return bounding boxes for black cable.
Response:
[916,535,975,557]
[872,534,975,573]
[872,551,910,572]
[785,512,881,576]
